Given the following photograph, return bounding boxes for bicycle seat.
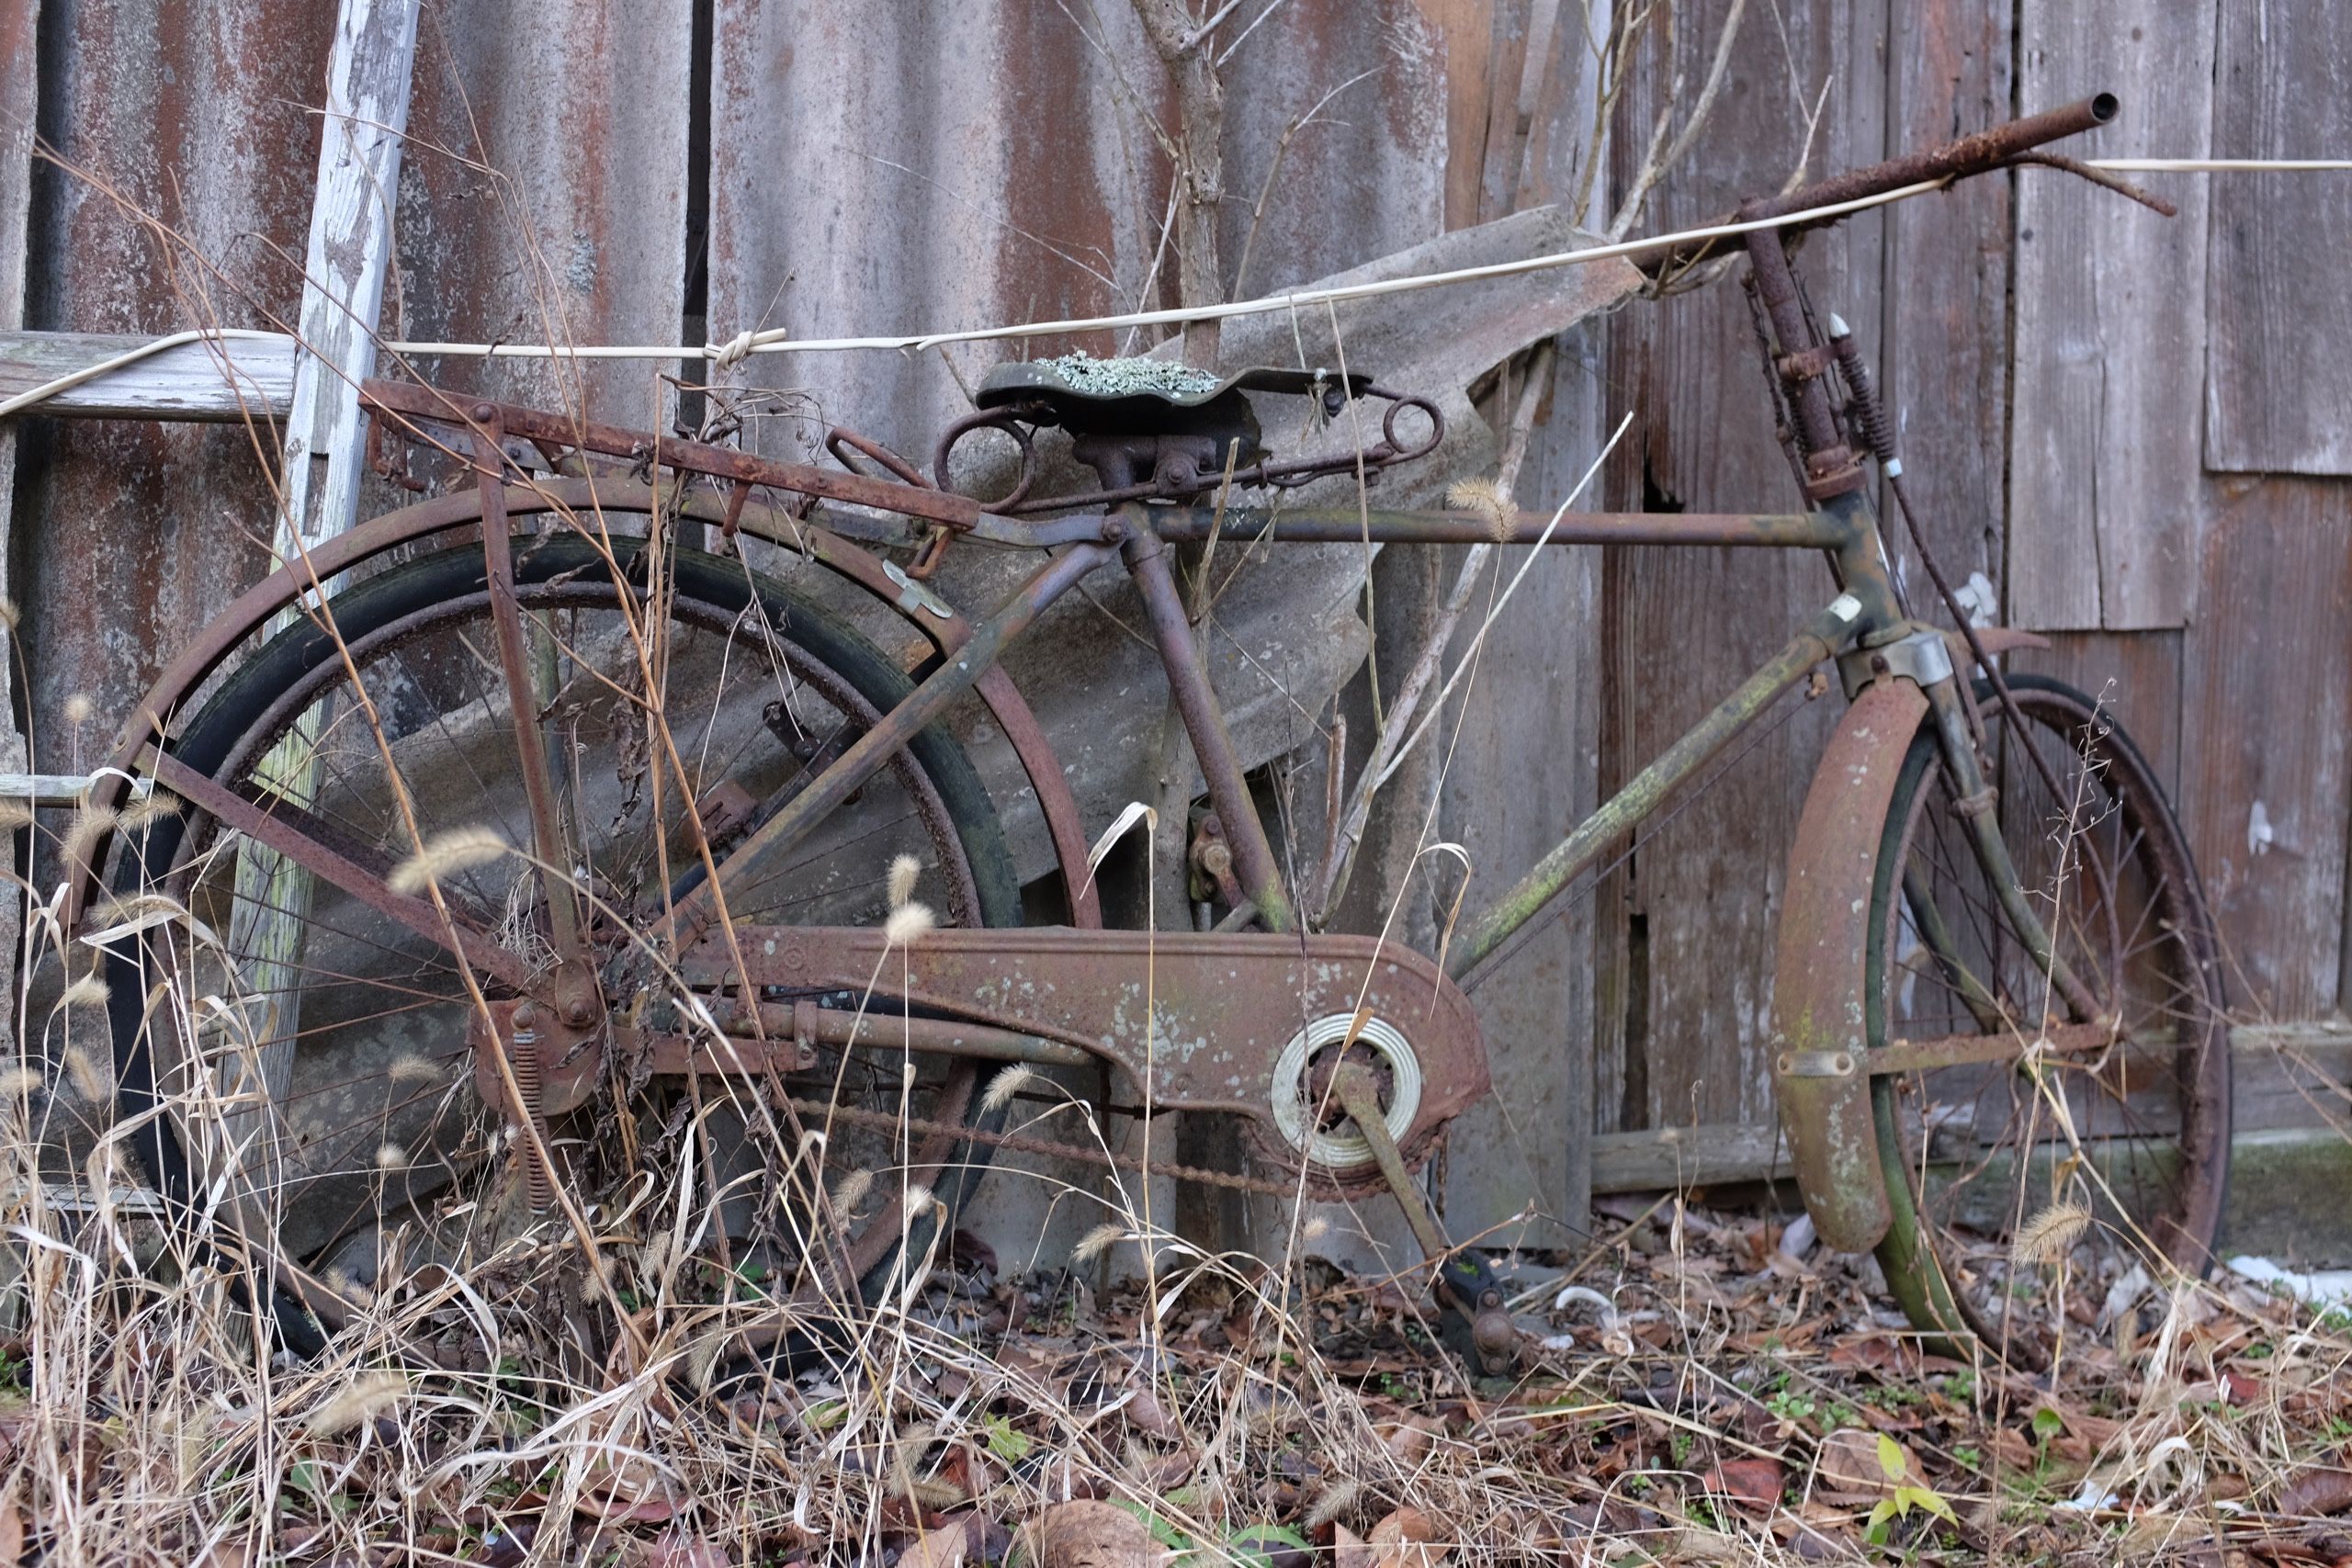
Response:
[976,355,1372,439]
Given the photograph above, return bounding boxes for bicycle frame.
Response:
[347,369,2086,1054]
[64,86,2199,1366]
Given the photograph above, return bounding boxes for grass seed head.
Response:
[375,1142,408,1171]
[0,801,32,834]
[62,804,119,865]
[304,1370,409,1437]
[831,1168,875,1216]
[887,853,922,910]
[63,693,94,727]
[1073,1222,1127,1265]
[980,1064,1036,1115]
[388,1055,446,1086]
[883,900,935,948]
[2012,1200,2093,1266]
[58,972,110,1010]
[0,1066,43,1098]
[388,827,509,895]
[121,790,183,829]
[1307,1476,1362,1529]
[62,1046,112,1102]
[1445,477,1514,542]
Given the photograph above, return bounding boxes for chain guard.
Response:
[676,926,1491,1201]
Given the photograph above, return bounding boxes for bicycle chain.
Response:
[783,1095,1322,1200]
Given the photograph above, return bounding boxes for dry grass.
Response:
[0,978,2346,1568]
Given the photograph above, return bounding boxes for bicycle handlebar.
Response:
[1743,92,2118,223]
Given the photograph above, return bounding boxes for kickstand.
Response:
[1329,1062,1517,1375]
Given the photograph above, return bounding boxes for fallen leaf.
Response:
[1122,1382,1182,1440]
[1705,1457,1786,1510]
[1815,1428,1909,1504]
[1368,1506,1445,1568]
[1333,1523,1374,1568]
[897,1522,969,1568]
[2282,1465,2352,1518]
[1825,1338,1902,1371]
[1376,1414,1445,1464]
[0,1503,20,1566]
[1981,1425,2036,1473]
[1125,1446,1200,1492]
[1023,1499,1166,1568]
[1673,1525,1747,1562]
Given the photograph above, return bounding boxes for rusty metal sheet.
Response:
[16,0,339,776]
[1768,677,1928,1254]
[393,0,690,424]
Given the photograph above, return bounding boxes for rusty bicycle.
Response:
[72,92,2226,1373]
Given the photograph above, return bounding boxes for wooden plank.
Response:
[0,0,37,1061]
[2011,630,2183,802]
[1593,1023,2352,1198]
[2220,1130,2352,1262]
[0,329,296,420]
[276,0,418,564]
[1591,1122,1789,1194]
[227,0,421,1134]
[1597,0,1885,1133]
[2204,0,2352,474]
[1438,345,1603,1250]
[1877,0,2010,612]
[2007,2,2216,631]
[2178,478,2352,1019]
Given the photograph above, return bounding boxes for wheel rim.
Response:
[107,537,1013,1337]
[1868,677,2227,1365]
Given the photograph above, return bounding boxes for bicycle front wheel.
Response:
[101,530,1021,1348]
[1865,674,2229,1367]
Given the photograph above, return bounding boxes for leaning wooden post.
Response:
[227,0,421,1155]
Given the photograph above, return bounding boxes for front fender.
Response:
[1770,676,1930,1253]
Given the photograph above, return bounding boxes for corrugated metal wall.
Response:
[5,0,2347,1253]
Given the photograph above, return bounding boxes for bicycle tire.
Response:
[1865,674,2229,1367]
[101,531,1022,1350]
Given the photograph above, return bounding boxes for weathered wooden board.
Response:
[0,329,297,420]
[1437,340,1606,1250]
[0,1,38,1055]
[276,0,420,564]
[1594,1023,2352,1227]
[2008,0,2217,631]
[2178,478,2352,1020]
[1595,0,1884,1134]
[2204,0,2352,475]
[2011,630,2183,802]
[1412,1,1609,1252]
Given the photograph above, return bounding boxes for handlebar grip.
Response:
[1745,92,2119,222]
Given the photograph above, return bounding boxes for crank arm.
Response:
[1330,1063,1515,1372]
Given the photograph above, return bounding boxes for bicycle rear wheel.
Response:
[101,530,1021,1348]
[1866,674,2228,1367]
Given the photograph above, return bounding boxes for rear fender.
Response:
[1770,677,1931,1253]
